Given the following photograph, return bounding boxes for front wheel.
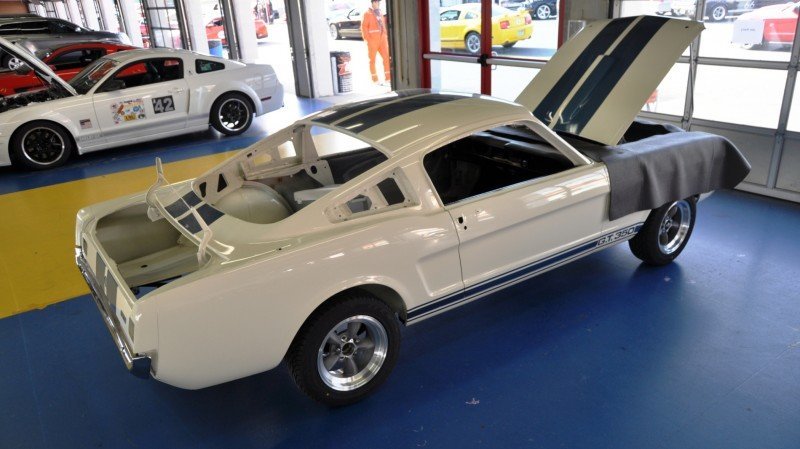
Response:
[535,4,552,20]
[629,197,697,266]
[329,23,340,39]
[707,4,728,21]
[287,294,401,406]
[210,92,253,136]
[10,121,73,170]
[465,31,481,55]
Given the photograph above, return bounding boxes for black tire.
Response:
[10,121,73,170]
[629,197,697,266]
[502,41,517,48]
[465,31,481,55]
[287,293,401,406]
[210,92,253,136]
[330,23,340,39]
[707,3,728,21]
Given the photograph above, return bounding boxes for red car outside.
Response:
[0,42,135,96]
[737,2,800,48]
[205,17,268,45]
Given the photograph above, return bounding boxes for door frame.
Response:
[419,0,566,95]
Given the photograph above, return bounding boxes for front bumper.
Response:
[76,251,151,379]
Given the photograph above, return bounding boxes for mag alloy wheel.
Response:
[657,200,692,255]
[536,4,552,19]
[7,56,23,71]
[316,315,389,392]
[709,4,727,21]
[218,98,250,132]
[465,32,481,54]
[21,126,65,166]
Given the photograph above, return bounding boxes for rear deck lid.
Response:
[515,16,702,146]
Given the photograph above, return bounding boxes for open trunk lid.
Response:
[514,16,702,146]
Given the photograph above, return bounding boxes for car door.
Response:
[439,10,462,46]
[343,9,362,36]
[422,124,608,290]
[446,166,608,289]
[91,57,189,142]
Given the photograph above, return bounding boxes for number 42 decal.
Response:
[152,95,175,114]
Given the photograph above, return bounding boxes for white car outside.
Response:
[0,37,283,169]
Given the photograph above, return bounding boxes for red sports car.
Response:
[0,41,135,96]
[735,2,799,48]
[206,17,268,45]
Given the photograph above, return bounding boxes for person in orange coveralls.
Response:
[360,0,391,84]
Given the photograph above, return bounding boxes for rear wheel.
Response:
[210,92,253,136]
[287,293,401,406]
[10,121,73,170]
[629,197,697,266]
[502,41,517,48]
[330,23,340,39]
[465,31,481,55]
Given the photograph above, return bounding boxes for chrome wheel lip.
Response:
[217,98,250,131]
[21,127,65,166]
[317,315,388,392]
[658,200,692,255]
[466,34,481,54]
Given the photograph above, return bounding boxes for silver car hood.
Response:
[0,36,78,96]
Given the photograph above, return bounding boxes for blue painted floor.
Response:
[1,190,798,449]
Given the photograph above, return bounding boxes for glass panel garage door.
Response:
[421,0,562,99]
[144,0,186,49]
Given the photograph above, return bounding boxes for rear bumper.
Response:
[76,251,151,379]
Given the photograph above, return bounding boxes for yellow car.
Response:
[439,4,533,54]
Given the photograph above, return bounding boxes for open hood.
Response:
[515,16,702,146]
[0,36,78,97]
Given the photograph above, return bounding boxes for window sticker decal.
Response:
[111,99,146,124]
[152,95,175,114]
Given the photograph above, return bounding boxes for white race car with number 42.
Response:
[0,37,283,170]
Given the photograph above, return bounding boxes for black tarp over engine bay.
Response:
[563,121,751,220]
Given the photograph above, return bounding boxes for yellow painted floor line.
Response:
[0,150,238,319]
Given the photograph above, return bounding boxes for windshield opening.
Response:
[70,58,119,94]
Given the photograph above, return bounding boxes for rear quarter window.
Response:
[196,59,225,74]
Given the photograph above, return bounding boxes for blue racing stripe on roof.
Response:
[333,94,466,132]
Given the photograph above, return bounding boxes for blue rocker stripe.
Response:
[407,223,644,321]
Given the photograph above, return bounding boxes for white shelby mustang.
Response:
[75,16,749,405]
[0,37,283,170]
